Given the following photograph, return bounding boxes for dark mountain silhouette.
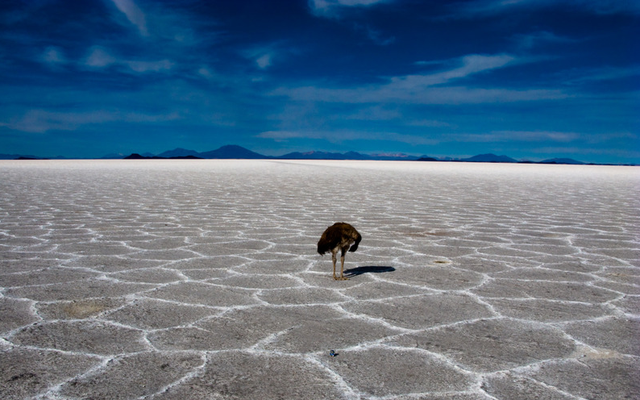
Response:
[7,145,616,165]
[1,153,39,160]
[169,155,202,159]
[121,152,155,158]
[124,153,146,159]
[199,145,267,159]
[157,148,201,158]
[462,153,518,163]
[124,145,263,160]
[124,153,201,160]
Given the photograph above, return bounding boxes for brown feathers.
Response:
[317,222,361,254]
[317,222,361,280]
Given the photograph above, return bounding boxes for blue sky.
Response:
[1,0,638,163]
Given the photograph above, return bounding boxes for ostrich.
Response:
[317,222,362,280]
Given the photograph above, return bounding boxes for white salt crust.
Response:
[0,160,638,399]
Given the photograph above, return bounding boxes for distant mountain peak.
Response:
[462,153,518,163]
[157,148,199,158]
[25,145,603,164]
[199,145,267,159]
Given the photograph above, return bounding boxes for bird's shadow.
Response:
[343,266,395,277]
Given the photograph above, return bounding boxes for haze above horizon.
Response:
[1,1,638,164]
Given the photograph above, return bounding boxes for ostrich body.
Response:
[317,222,362,280]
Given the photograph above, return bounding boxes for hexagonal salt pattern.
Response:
[0,159,638,399]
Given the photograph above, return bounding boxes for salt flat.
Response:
[0,159,638,399]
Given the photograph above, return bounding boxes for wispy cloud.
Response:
[127,59,174,73]
[511,31,577,49]
[407,119,454,128]
[243,41,305,70]
[447,130,637,145]
[353,23,395,45]
[110,0,148,36]
[242,44,284,70]
[198,67,214,79]
[444,0,640,18]
[257,129,437,145]
[272,54,567,104]
[256,54,272,69]
[344,105,401,120]
[275,83,566,105]
[85,47,117,68]
[453,130,581,142]
[392,54,515,87]
[258,130,321,141]
[309,0,390,17]
[3,109,179,133]
[560,66,640,84]
[42,47,66,66]
[84,47,173,73]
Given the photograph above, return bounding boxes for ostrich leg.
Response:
[331,251,337,280]
[338,248,349,280]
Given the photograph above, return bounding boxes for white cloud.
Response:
[242,45,281,69]
[258,130,313,140]
[85,47,117,68]
[42,47,66,65]
[353,24,395,46]
[444,131,636,147]
[256,54,272,69]
[389,54,514,88]
[310,0,387,9]
[110,0,149,36]
[453,130,581,142]
[344,105,400,120]
[309,0,389,17]
[257,129,437,145]
[275,85,566,104]
[444,0,640,18]
[563,66,640,84]
[407,119,454,128]
[271,54,567,104]
[84,47,173,73]
[512,31,577,49]
[127,59,174,73]
[3,109,179,133]
[335,0,386,4]
[198,67,214,79]
[243,41,304,70]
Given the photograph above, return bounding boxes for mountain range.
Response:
[120,146,589,164]
[0,145,606,165]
